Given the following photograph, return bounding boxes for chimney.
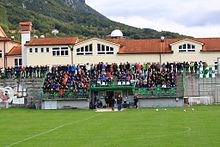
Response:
[19,22,32,66]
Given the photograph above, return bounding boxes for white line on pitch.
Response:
[5,114,101,147]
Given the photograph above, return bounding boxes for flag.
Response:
[198,66,216,78]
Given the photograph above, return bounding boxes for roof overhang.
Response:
[75,37,121,47]
[200,50,220,52]
[117,51,173,54]
[170,38,204,46]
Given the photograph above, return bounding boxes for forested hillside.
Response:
[0,0,189,39]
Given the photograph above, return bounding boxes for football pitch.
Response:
[1,106,220,147]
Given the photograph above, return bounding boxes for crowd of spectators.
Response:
[43,65,90,98]
[0,61,208,97]
[0,66,49,79]
[42,61,208,98]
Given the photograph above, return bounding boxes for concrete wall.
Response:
[41,100,89,109]
[185,75,220,103]
[138,98,184,108]
[1,75,220,109]
[0,78,44,107]
[0,102,6,108]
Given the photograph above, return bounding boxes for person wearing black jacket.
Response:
[134,94,138,109]
[117,95,122,111]
[110,96,115,111]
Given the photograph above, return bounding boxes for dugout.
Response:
[88,78,184,108]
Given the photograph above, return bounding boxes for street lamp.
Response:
[69,45,74,65]
[160,36,165,64]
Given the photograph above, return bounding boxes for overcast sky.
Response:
[86,0,220,37]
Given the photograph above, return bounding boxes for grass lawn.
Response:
[0,106,220,147]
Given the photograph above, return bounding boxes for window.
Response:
[89,44,93,52]
[76,48,84,55]
[52,47,68,56]
[102,45,105,51]
[52,48,59,56]
[97,44,101,51]
[85,45,88,52]
[97,44,114,55]
[61,47,68,56]
[108,47,114,54]
[19,58,22,66]
[14,58,22,67]
[41,48,44,53]
[46,48,49,53]
[183,44,186,49]
[35,48,38,53]
[0,50,2,58]
[187,44,191,49]
[29,48,33,53]
[76,44,93,55]
[106,46,109,51]
[179,43,196,52]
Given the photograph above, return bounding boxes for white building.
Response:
[17,22,220,66]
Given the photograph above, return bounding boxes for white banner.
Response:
[13,97,25,104]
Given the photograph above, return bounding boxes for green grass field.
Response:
[1,106,220,147]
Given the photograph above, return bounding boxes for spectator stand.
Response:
[41,62,188,109]
[41,65,90,109]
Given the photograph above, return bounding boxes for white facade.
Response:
[21,33,31,66]
[25,45,71,66]
[24,37,220,66]
[164,39,219,65]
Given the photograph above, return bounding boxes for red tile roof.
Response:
[19,22,32,26]
[194,38,220,52]
[106,38,179,54]
[0,36,11,41]
[106,38,220,53]
[7,46,21,56]
[0,36,20,44]
[25,37,78,46]
[8,37,220,55]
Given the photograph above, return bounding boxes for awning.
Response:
[88,86,133,91]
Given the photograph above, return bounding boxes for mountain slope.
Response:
[0,0,188,39]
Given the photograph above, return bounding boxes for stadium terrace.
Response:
[0,22,220,109]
